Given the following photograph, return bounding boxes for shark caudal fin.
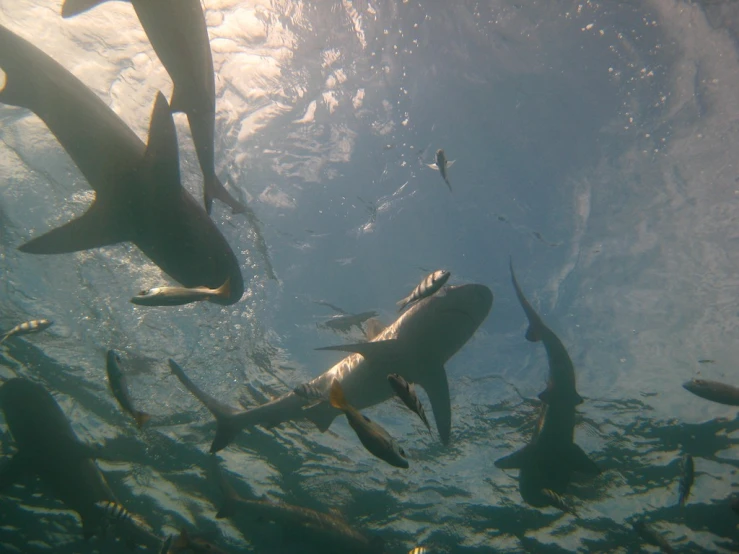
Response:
[509,258,545,343]
[61,0,110,17]
[416,364,452,445]
[168,360,243,453]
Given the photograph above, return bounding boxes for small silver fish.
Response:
[329,379,409,468]
[131,279,230,307]
[0,318,53,345]
[397,270,450,312]
[678,454,694,507]
[106,350,150,429]
[387,374,431,432]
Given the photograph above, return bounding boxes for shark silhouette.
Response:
[0,24,244,304]
[170,283,493,453]
[0,379,116,539]
[495,262,599,509]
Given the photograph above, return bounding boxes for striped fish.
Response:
[0,318,53,345]
[678,454,694,507]
[541,488,578,516]
[387,374,431,432]
[397,270,450,312]
[409,548,430,554]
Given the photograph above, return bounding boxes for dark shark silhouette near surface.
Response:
[0,24,244,304]
[495,263,599,509]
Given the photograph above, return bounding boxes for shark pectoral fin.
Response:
[0,453,29,492]
[61,0,111,18]
[204,175,248,216]
[315,339,403,363]
[18,200,129,254]
[446,160,456,168]
[144,92,182,194]
[303,402,338,432]
[569,444,600,475]
[418,364,452,445]
[494,444,535,469]
[426,163,439,170]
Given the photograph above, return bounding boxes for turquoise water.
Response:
[1,0,739,552]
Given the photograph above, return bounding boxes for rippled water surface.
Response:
[1,0,739,552]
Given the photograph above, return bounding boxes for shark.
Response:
[495,263,599,509]
[61,0,240,215]
[0,24,244,304]
[170,283,493,452]
[0,378,117,539]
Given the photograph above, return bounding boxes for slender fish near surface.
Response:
[397,270,450,312]
[677,454,694,507]
[214,464,383,553]
[632,519,674,554]
[330,379,409,468]
[0,319,53,345]
[131,279,231,307]
[387,373,431,432]
[106,350,150,429]
[426,149,455,191]
[682,378,739,406]
[319,311,379,334]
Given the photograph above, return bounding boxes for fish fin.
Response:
[168,360,242,453]
[316,339,403,363]
[568,444,600,475]
[416,364,452,445]
[538,387,583,406]
[494,444,535,469]
[134,411,151,429]
[329,379,349,411]
[18,199,129,254]
[144,92,182,195]
[169,85,188,114]
[446,159,456,168]
[61,0,110,17]
[426,163,439,170]
[303,402,338,432]
[204,175,247,215]
[0,453,29,493]
[396,295,412,311]
[213,463,243,519]
[525,326,541,342]
[0,332,9,346]
[215,278,231,300]
[159,534,174,554]
[363,318,386,341]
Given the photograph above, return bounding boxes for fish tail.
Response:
[216,277,231,299]
[0,333,8,346]
[134,411,151,429]
[213,464,241,519]
[396,296,411,311]
[329,379,348,411]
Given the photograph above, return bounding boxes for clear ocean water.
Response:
[1,0,738,552]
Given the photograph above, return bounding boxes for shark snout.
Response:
[447,283,493,325]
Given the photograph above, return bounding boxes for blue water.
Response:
[1,0,739,552]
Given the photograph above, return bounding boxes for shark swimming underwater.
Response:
[61,0,277,280]
[170,283,493,453]
[0,378,117,539]
[0,24,244,304]
[495,263,599,510]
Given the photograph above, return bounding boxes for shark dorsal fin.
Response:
[143,92,182,197]
[416,364,452,445]
[61,0,111,18]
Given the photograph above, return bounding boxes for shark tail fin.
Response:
[61,0,109,17]
[204,175,247,215]
[329,379,349,411]
[168,359,242,453]
[215,278,231,300]
[133,411,151,429]
[213,463,243,519]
